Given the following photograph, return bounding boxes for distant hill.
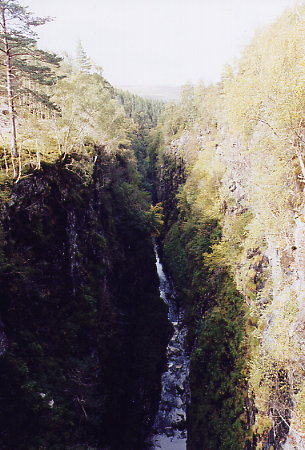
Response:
[116,85,181,102]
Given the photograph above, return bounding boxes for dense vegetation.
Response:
[0,2,169,449]
[1,0,305,449]
[0,153,170,449]
[152,5,305,448]
[156,142,247,449]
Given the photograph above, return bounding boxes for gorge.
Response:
[149,243,189,449]
[1,2,305,449]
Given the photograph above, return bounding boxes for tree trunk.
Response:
[1,7,18,158]
[296,148,305,186]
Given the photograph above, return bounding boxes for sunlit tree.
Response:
[0,0,60,163]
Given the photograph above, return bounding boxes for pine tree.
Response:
[76,41,92,74]
[0,0,61,161]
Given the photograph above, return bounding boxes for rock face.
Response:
[156,140,246,449]
[0,151,169,450]
[155,123,305,449]
[219,137,305,449]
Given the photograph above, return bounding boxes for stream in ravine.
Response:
[148,244,189,450]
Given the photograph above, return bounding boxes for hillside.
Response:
[116,85,181,102]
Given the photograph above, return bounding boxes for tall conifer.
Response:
[0,0,61,160]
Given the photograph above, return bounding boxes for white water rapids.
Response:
[148,245,189,450]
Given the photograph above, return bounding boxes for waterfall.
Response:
[149,243,189,450]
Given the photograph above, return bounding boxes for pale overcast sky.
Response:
[19,0,300,87]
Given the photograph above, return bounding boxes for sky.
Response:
[19,0,301,87]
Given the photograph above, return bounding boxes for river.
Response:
[148,244,189,450]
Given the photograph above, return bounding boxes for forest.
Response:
[0,0,305,449]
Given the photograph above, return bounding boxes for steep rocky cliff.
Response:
[0,148,169,449]
[155,117,305,449]
[2,6,305,448]
[156,142,247,450]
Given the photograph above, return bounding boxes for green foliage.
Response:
[0,148,169,449]
[189,276,246,450]
[116,89,165,193]
[163,222,189,291]
[0,0,61,174]
[145,202,164,236]
[153,5,305,447]
[2,1,305,448]
[162,209,247,449]
[157,149,247,448]
[1,46,158,183]
[0,0,61,91]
